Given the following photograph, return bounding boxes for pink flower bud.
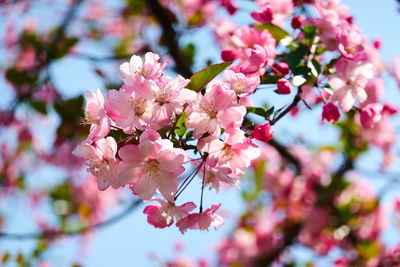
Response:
[360,103,383,129]
[383,103,398,115]
[277,78,292,94]
[373,38,382,50]
[322,103,340,123]
[291,15,303,29]
[253,123,273,143]
[221,49,237,61]
[251,7,273,23]
[272,62,289,76]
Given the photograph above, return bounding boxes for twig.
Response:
[146,0,193,78]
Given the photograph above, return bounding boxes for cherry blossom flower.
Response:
[176,203,224,234]
[119,52,168,85]
[186,81,246,138]
[198,127,260,176]
[222,70,260,97]
[143,198,196,228]
[118,129,187,201]
[81,89,110,143]
[72,137,119,190]
[329,58,373,112]
[360,103,383,129]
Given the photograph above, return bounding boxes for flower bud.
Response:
[221,49,237,62]
[253,123,273,143]
[322,103,340,123]
[383,103,398,115]
[251,7,273,23]
[272,62,289,76]
[291,15,304,29]
[360,103,383,129]
[277,78,292,94]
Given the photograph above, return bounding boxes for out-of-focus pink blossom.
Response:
[329,58,373,112]
[360,103,383,129]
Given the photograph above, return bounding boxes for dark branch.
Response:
[270,88,302,126]
[268,138,301,174]
[0,199,141,240]
[146,0,193,78]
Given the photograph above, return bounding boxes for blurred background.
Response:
[1,0,400,266]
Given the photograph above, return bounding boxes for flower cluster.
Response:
[73,52,263,233]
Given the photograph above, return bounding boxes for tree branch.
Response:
[268,137,301,174]
[0,199,141,240]
[146,0,193,78]
[270,88,302,126]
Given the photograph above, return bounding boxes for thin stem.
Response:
[175,159,205,200]
[199,158,207,213]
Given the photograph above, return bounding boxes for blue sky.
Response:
[1,1,400,266]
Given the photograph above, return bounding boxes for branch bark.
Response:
[146,0,193,78]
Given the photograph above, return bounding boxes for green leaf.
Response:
[260,75,281,84]
[5,68,38,86]
[175,112,188,137]
[265,106,275,118]
[30,100,47,115]
[256,23,290,42]
[287,44,308,70]
[186,61,233,92]
[246,106,274,120]
[182,43,196,67]
[303,25,317,46]
[246,106,268,118]
[292,66,311,76]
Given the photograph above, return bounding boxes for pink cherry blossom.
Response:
[251,5,273,24]
[143,198,196,228]
[193,160,238,192]
[186,81,246,138]
[176,203,224,234]
[255,0,293,27]
[72,137,119,190]
[104,87,153,132]
[82,89,110,143]
[329,58,373,112]
[118,129,187,201]
[119,52,168,85]
[222,70,260,97]
[142,75,197,127]
[198,127,260,176]
[360,103,383,129]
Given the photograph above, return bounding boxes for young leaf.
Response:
[261,75,281,84]
[175,112,188,137]
[186,61,232,92]
[256,23,290,42]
